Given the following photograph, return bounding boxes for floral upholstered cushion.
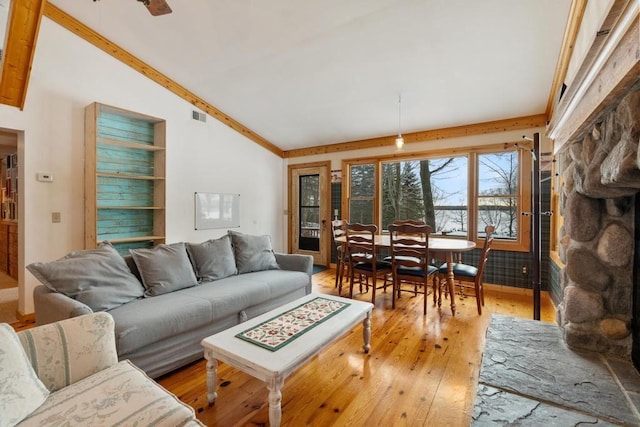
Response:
[18,360,203,427]
[0,323,49,427]
[18,312,118,393]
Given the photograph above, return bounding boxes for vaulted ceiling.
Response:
[3,0,573,154]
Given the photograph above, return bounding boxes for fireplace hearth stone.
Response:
[473,315,640,426]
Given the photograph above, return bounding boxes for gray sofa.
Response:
[30,232,313,378]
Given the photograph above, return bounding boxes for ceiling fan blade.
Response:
[145,0,172,16]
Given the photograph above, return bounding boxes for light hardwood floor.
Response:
[158,269,556,426]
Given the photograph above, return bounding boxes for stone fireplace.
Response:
[556,87,640,360]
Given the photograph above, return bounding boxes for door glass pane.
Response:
[299,174,320,251]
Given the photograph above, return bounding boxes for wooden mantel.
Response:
[548,0,640,152]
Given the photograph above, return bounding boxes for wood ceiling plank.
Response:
[283,114,548,158]
[43,2,283,158]
[0,0,46,109]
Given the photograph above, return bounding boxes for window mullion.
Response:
[468,152,478,244]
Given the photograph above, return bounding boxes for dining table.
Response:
[336,234,476,316]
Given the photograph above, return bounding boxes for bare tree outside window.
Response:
[380,156,467,233]
[478,151,518,239]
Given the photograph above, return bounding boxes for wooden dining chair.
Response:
[346,222,392,305]
[388,223,437,315]
[331,219,349,296]
[390,219,426,226]
[437,225,495,314]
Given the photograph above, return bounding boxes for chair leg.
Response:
[334,258,340,288]
[432,275,438,305]
[391,274,397,309]
[371,276,376,305]
[349,269,355,299]
[475,279,483,315]
[423,283,427,315]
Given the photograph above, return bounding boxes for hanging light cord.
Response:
[398,95,402,138]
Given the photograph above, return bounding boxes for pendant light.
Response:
[395,95,404,150]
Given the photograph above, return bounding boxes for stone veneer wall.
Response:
[556,87,640,358]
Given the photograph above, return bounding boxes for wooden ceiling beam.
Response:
[283,114,548,158]
[0,0,46,109]
[43,2,283,158]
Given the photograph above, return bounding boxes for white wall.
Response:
[0,18,285,314]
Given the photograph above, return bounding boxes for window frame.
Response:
[341,141,532,252]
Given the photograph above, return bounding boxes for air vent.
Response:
[192,111,206,122]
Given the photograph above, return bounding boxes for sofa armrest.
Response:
[275,253,314,293]
[34,285,93,326]
[275,253,313,276]
[17,312,118,392]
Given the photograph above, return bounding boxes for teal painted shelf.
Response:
[86,103,166,252]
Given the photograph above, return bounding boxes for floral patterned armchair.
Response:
[11,312,203,426]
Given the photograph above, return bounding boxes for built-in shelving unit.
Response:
[85,102,166,253]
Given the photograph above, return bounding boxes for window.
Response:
[478,151,518,240]
[344,144,530,251]
[381,156,468,234]
[349,163,375,224]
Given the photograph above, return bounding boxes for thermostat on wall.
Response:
[36,173,53,182]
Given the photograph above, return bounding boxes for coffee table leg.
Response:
[204,349,218,405]
[267,376,284,427]
[362,310,371,353]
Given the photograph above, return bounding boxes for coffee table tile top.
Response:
[235,297,350,351]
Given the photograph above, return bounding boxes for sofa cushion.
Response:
[131,242,199,297]
[26,242,144,312]
[186,235,237,282]
[180,270,310,318]
[108,292,214,355]
[0,323,49,427]
[109,270,309,356]
[19,360,202,427]
[228,230,279,273]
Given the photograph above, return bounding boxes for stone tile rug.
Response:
[473,315,640,426]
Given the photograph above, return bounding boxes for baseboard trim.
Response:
[484,283,551,298]
[17,311,35,322]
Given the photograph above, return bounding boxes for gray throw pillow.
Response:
[186,235,237,282]
[228,230,279,274]
[26,241,144,312]
[130,242,198,297]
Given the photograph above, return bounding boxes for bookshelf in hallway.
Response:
[85,103,166,254]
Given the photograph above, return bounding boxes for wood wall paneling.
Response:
[548,0,640,151]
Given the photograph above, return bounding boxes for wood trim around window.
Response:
[340,141,533,252]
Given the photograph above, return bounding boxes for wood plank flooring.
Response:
[157,269,556,426]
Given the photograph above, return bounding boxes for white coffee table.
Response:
[201,293,373,427]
